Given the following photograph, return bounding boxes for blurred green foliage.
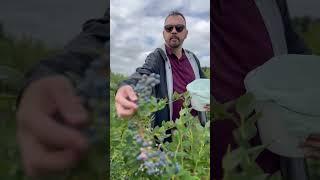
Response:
[292,16,320,55]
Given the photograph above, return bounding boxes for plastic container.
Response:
[186,79,210,111]
[244,54,320,157]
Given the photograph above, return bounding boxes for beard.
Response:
[168,36,181,48]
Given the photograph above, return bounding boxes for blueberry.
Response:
[142,142,149,147]
[136,138,143,144]
[174,163,180,174]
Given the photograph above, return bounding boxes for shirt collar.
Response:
[165,44,185,57]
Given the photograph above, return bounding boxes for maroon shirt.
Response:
[212,0,280,179]
[165,45,197,121]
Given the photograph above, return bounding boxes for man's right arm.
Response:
[15,11,109,177]
[115,50,159,118]
[118,50,159,88]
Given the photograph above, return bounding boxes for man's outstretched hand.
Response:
[115,85,138,118]
[16,75,89,177]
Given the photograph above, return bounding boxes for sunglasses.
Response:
[164,24,185,33]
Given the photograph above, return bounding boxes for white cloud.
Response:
[110,0,145,18]
[110,0,210,75]
[189,1,210,14]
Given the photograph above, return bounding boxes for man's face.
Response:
[163,15,188,49]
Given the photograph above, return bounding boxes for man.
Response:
[212,0,318,179]
[115,11,207,126]
[16,11,109,177]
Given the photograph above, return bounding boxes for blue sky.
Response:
[110,0,210,75]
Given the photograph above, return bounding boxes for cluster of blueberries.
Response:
[134,134,169,175]
[133,73,160,103]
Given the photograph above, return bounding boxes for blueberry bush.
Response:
[110,73,210,179]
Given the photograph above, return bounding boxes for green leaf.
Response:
[175,151,189,158]
[246,111,262,126]
[225,172,269,180]
[251,174,269,180]
[242,160,265,177]
[247,144,268,161]
[179,108,190,117]
[223,146,244,171]
[172,91,183,101]
[211,102,232,120]
[267,171,282,180]
[243,124,257,142]
[235,93,255,120]
[162,120,175,129]
[175,119,186,131]
[233,129,250,147]
[176,169,200,180]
